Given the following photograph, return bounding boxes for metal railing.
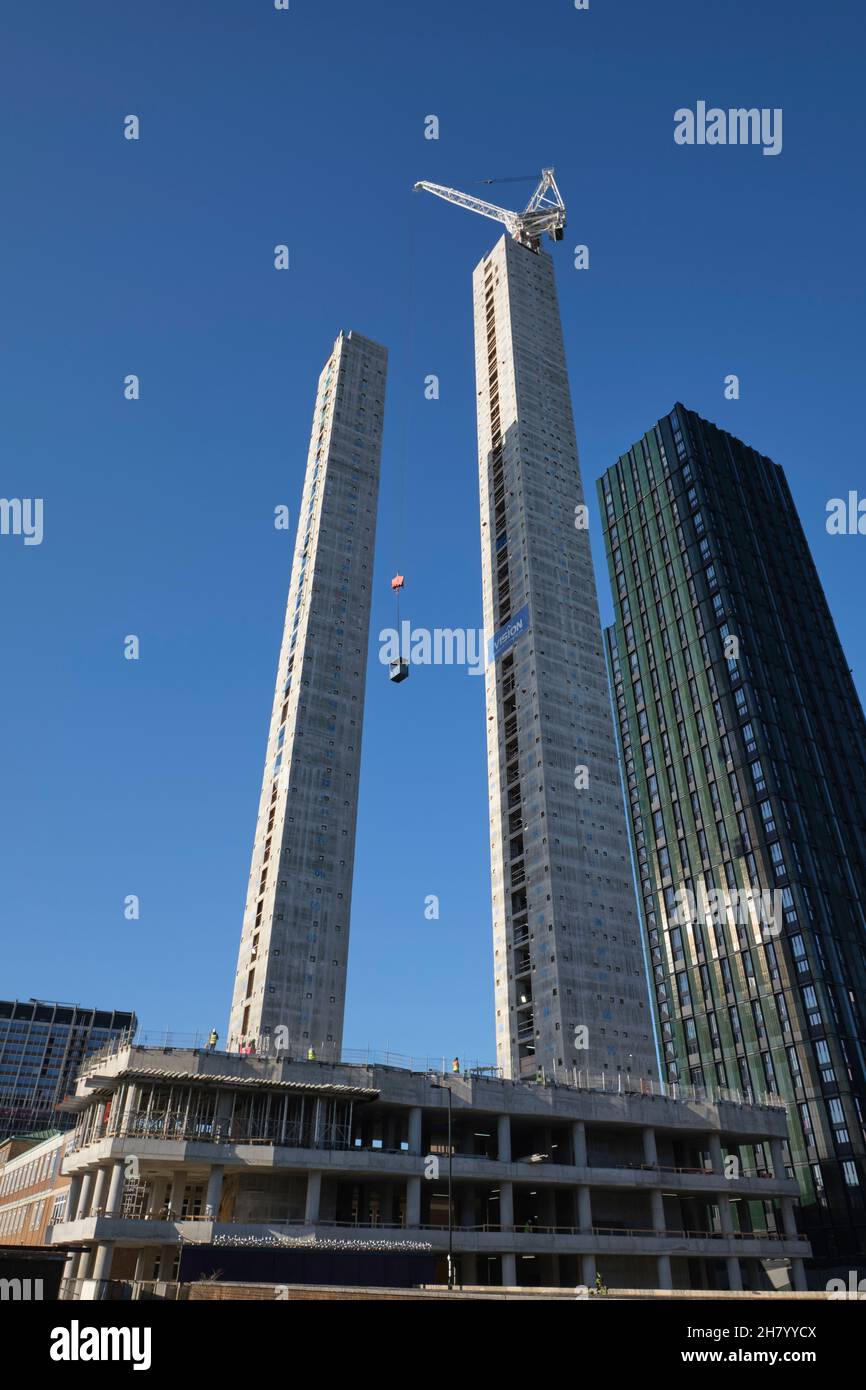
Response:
[112,1114,354,1149]
[559,1069,785,1110]
[73,1038,786,1112]
[74,1215,800,1244]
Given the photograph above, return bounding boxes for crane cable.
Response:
[477,173,536,185]
[392,183,416,662]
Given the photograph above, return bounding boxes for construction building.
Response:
[48,1042,809,1295]
[228,331,388,1058]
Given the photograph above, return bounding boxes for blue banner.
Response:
[488,603,530,664]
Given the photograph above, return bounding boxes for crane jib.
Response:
[414,168,567,251]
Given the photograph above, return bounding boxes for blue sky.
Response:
[1,0,863,1063]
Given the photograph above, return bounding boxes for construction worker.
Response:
[307,1045,316,1061]
[206,1029,218,1052]
[451,1056,460,1074]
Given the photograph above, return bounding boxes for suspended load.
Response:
[389,573,409,683]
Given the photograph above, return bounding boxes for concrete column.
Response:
[726,1256,743,1291]
[718,1194,734,1236]
[382,1116,394,1153]
[497,1114,511,1163]
[304,1170,321,1224]
[656,1252,673,1290]
[92,1241,114,1281]
[205,1165,224,1220]
[385,1179,399,1226]
[120,1082,139,1135]
[459,1184,475,1230]
[77,1246,94,1280]
[62,1251,79,1282]
[499,1181,514,1232]
[651,1188,665,1233]
[167,1170,186,1220]
[580,1253,595,1288]
[105,1159,126,1217]
[501,1252,517,1287]
[771,1137,786,1180]
[406,1176,421,1227]
[133,1248,154,1283]
[708,1133,724,1174]
[791,1257,807,1292]
[408,1106,422,1155]
[541,1186,556,1232]
[77,1170,94,1219]
[572,1121,587,1167]
[157,1245,177,1281]
[213,1089,234,1144]
[642,1126,658,1167]
[781,1197,799,1238]
[65,1173,83,1224]
[90,1164,110,1217]
[577,1185,592,1233]
[147,1177,168,1218]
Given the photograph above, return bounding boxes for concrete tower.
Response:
[229,330,387,1057]
[474,235,658,1082]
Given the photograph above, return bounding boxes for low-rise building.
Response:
[0,1131,70,1246]
[50,1043,810,1295]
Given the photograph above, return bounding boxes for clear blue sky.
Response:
[1,0,863,1063]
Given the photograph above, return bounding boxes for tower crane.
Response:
[387,170,565,688]
[413,167,566,252]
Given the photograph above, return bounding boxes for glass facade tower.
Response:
[599,405,866,1270]
[0,999,136,1140]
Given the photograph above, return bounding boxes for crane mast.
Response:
[413,167,566,252]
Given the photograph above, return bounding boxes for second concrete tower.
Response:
[474,235,657,1082]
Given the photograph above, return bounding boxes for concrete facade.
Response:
[49,1044,810,1294]
[473,235,657,1082]
[228,331,388,1058]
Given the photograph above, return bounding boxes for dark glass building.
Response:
[0,999,136,1141]
[598,405,866,1274]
